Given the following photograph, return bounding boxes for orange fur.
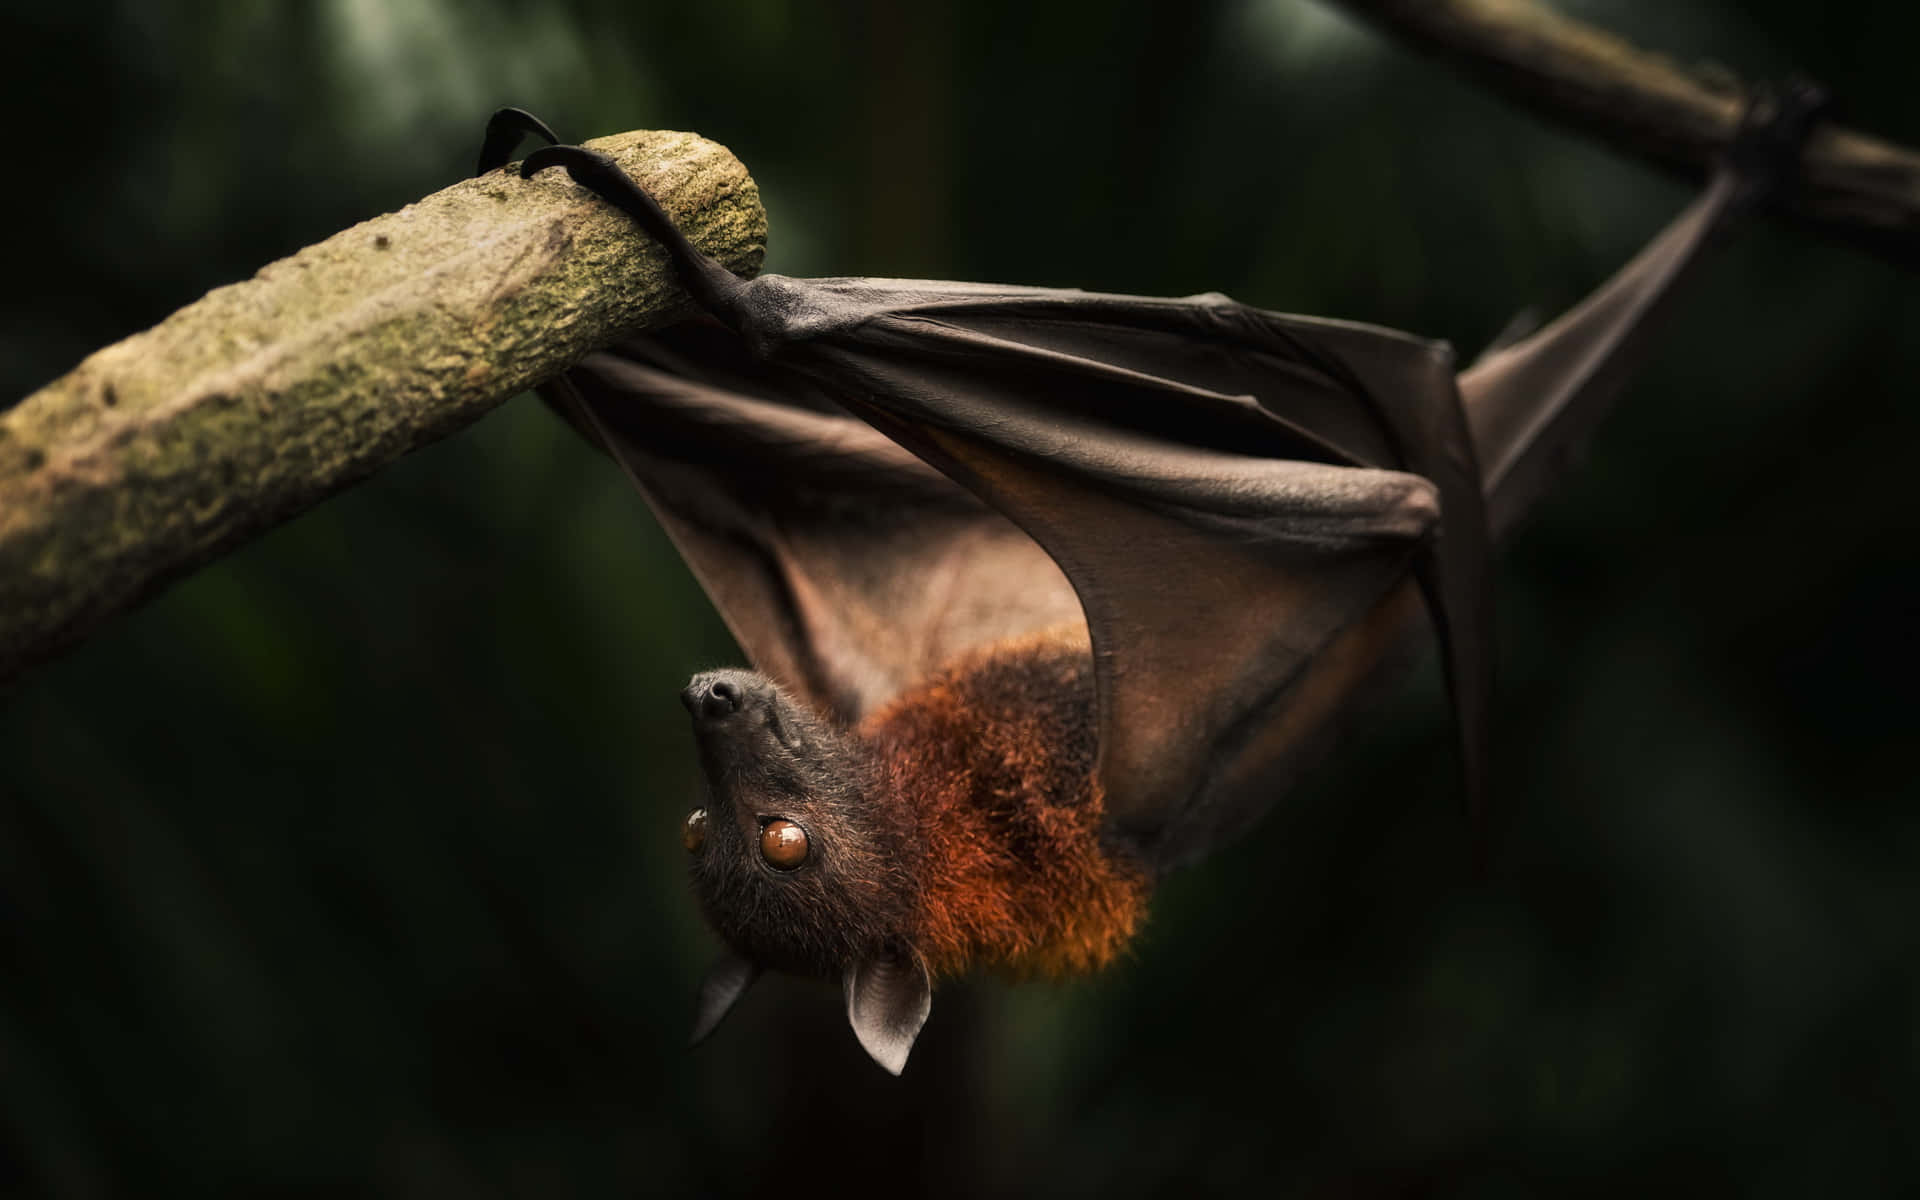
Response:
[859,626,1150,979]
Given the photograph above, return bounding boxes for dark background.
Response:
[4,1,1917,1194]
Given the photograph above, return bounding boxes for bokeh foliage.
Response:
[3,1,1917,1194]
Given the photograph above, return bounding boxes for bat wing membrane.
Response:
[555,327,1081,724]
[717,281,1482,870]
[499,86,1818,886]
[549,272,1487,871]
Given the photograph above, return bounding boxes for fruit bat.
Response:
[474,90,1818,1075]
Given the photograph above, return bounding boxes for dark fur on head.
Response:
[681,669,918,977]
[682,633,1146,983]
[679,637,1147,1072]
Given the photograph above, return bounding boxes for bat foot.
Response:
[1723,77,1830,206]
[519,144,750,321]
[519,144,674,232]
[475,106,562,177]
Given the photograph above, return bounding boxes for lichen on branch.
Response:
[0,129,765,682]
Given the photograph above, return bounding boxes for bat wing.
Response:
[1462,80,1827,537]
[717,282,1485,870]
[479,111,1079,724]
[1462,167,1752,537]
[667,75,1821,866]
[548,323,1083,725]
[517,146,1492,874]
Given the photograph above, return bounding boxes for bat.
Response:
[474,90,1818,1074]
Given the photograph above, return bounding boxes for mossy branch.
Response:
[0,130,766,682]
[1333,0,1920,262]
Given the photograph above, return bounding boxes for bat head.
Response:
[678,668,933,1074]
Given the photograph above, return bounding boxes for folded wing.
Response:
[719,282,1473,869]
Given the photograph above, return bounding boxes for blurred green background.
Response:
[4,1,1918,1194]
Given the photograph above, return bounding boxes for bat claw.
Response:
[475,106,562,177]
[519,145,750,322]
[519,143,623,187]
[1723,77,1830,206]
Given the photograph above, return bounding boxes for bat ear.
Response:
[843,948,933,1076]
[689,951,761,1046]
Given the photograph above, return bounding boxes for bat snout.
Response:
[681,669,773,726]
[684,677,741,719]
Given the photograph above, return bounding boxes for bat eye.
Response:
[759,819,809,870]
[682,808,708,853]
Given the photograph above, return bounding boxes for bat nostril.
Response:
[681,673,769,725]
[681,676,748,719]
[701,679,743,718]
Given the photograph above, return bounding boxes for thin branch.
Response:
[0,130,766,682]
[1333,0,1920,262]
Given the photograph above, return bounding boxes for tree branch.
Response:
[1332,0,1920,262]
[0,130,766,682]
